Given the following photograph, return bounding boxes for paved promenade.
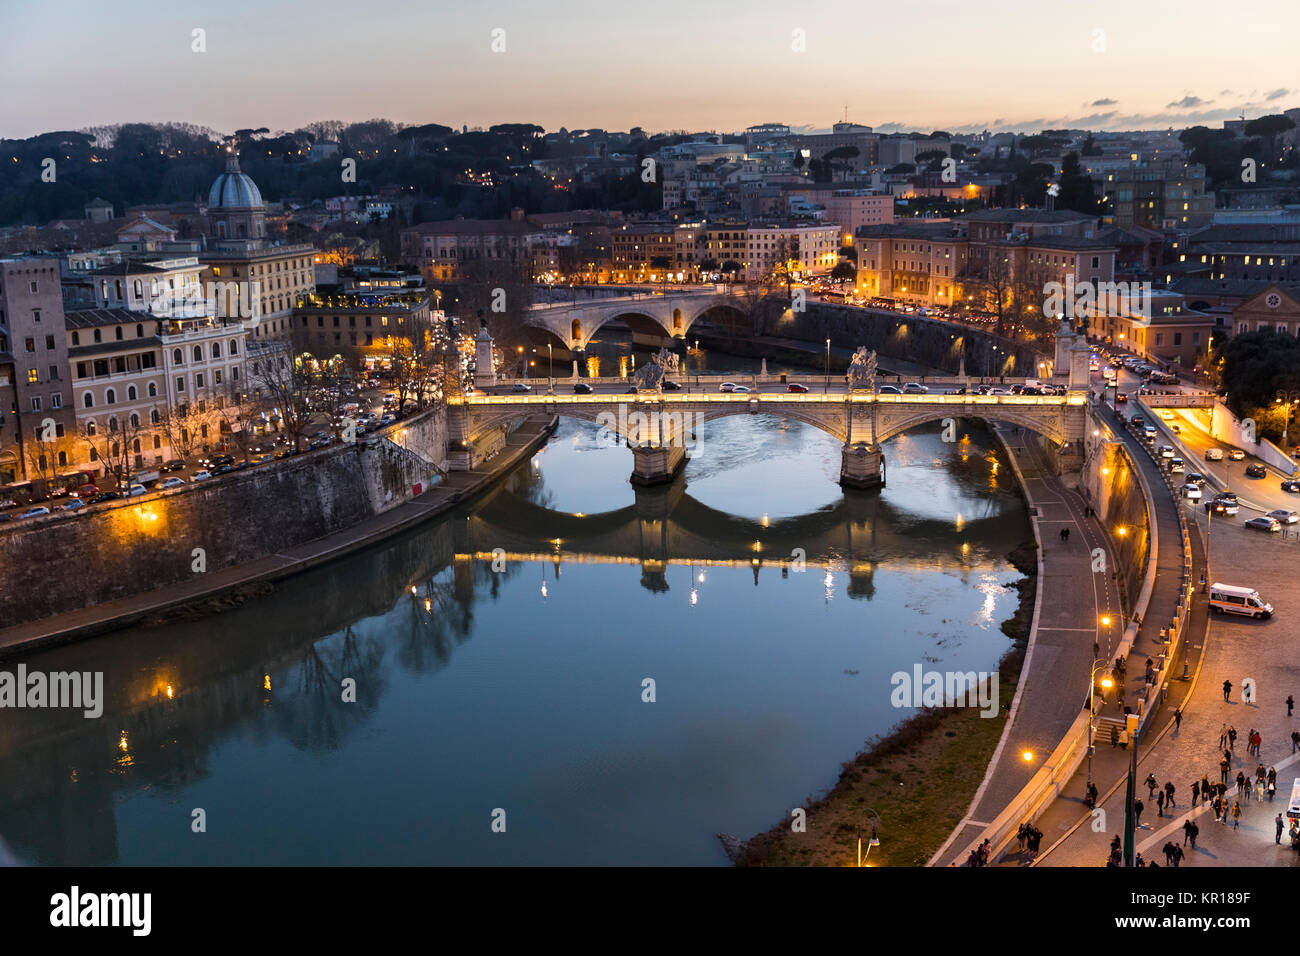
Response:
[933,425,1118,865]
[0,416,557,658]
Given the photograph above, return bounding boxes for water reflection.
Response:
[0,418,1028,865]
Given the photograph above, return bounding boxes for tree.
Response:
[23,427,79,495]
[80,414,147,485]
[1219,329,1300,440]
[831,261,856,283]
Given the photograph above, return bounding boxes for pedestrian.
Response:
[1236,770,1246,796]
[1163,841,1175,865]
[1220,756,1230,785]
[1229,726,1237,751]
[1246,727,1256,756]
[1191,780,1200,805]
[1288,694,1295,717]
[1111,724,1119,748]
[1165,781,1176,808]
[1278,813,1286,845]
[1172,843,1183,867]
[1268,767,1277,789]
[1256,778,1265,802]
[1189,821,1198,848]
[1252,730,1261,755]
[1244,682,1253,705]
[1182,819,1192,845]
[1292,730,1300,754]
[1145,773,1157,798]
[1213,795,1222,821]
[1219,722,1229,749]
[1232,801,1242,829]
[1134,798,1144,827]
[1200,774,1211,803]
[1156,789,1166,816]
[1174,707,1182,731]
[1017,823,1027,853]
[1224,679,1233,702]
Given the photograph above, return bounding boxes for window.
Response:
[136,323,144,337]
[153,435,161,449]
[93,329,101,343]
[33,309,41,323]
[29,280,38,293]
[49,365,59,381]
[106,388,116,404]
[176,377,185,392]
[151,409,160,424]
[214,369,223,385]
[231,367,239,381]
[130,413,140,428]
[87,421,96,436]
[230,340,238,355]
[148,382,157,397]
[27,368,38,384]
[127,385,137,401]
[57,451,67,467]
[196,373,205,388]
[115,326,123,341]
[24,337,35,352]
[71,331,80,346]
[193,346,202,362]
[212,342,221,359]
[173,348,183,364]
[83,392,94,408]
[30,396,41,412]
[50,393,62,409]
[109,417,118,432]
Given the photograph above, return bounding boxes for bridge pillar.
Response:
[474,327,497,388]
[840,442,884,490]
[630,443,687,486]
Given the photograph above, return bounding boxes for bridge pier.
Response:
[630,443,688,486]
[839,442,885,490]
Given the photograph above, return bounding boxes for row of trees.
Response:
[1219,329,1300,443]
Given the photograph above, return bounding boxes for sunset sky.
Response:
[3,0,1296,139]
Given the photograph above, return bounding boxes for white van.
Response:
[1208,583,1273,619]
[1288,779,1300,821]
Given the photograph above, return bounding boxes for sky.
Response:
[2,0,1297,140]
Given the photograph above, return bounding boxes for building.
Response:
[84,198,115,223]
[1084,288,1214,368]
[1231,283,1300,337]
[292,291,435,371]
[1100,159,1215,231]
[400,212,544,284]
[0,257,75,486]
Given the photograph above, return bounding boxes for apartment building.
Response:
[1100,159,1215,230]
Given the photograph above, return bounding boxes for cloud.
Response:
[1167,95,1211,109]
[1091,98,1118,106]
[1220,89,1236,97]
[1265,88,1290,101]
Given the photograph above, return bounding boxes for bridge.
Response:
[446,390,1090,488]
[523,289,739,352]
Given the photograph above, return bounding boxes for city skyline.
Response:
[3,0,1297,140]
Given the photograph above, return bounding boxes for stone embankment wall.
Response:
[1081,434,1150,611]
[0,407,448,628]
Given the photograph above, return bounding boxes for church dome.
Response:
[208,152,263,209]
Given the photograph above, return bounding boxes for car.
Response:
[125,484,147,497]
[0,498,17,509]
[624,386,639,394]
[1245,463,1267,478]
[1156,409,1174,421]
[161,460,187,472]
[1115,392,1129,403]
[719,382,738,392]
[274,449,296,460]
[1205,448,1224,461]
[1171,424,1180,433]
[61,498,86,512]
[1182,484,1202,501]
[902,383,929,394]
[511,383,532,393]
[787,383,809,393]
[252,454,274,465]
[87,492,122,505]
[191,471,213,482]
[1143,427,1157,441]
[1185,472,1206,486]
[212,464,234,476]
[1158,445,1175,458]
[662,381,682,391]
[732,385,753,393]
[158,477,186,490]
[73,483,99,499]
[1228,449,1246,461]
[379,414,396,426]
[1267,509,1300,525]
[573,382,594,394]
[1245,516,1282,533]
[1168,457,1185,473]
[1130,415,1145,427]
[18,506,51,519]
[1282,480,1300,494]
[878,385,903,394]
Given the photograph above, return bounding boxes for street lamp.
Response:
[1275,390,1300,448]
[1087,659,1115,794]
[547,342,553,394]
[825,337,831,393]
[857,809,882,866]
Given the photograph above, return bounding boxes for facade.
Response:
[292,292,434,370]
[1084,289,1214,368]
[400,213,543,284]
[1231,283,1300,337]
[1100,159,1215,231]
[0,258,75,486]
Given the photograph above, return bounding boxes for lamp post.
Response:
[547,342,553,394]
[857,809,882,867]
[1087,659,1115,793]
[1275,390,1300,448]
[825,337,831,393]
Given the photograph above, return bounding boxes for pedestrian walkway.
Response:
[933,425,1118,865]
[1015,417,1212,866]
[0,416,557,658]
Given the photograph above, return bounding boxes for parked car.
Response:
[1228,449,1246,461]
[787,383,809,393]
[511,383,532,393]
[212,465,234,476]
[274,449,296,460]
[61,498,86,512]
[158,477,186,490]
[1182,483,1202,501]
[87,492,122,505]
[719,382,738,392]
[191,471,213,482]
[73,484,99,498]
[161,460,187,472]
[125,484,147,497]
[624,385,639,394]
[18,506,51,519]
[1205,448,1224,461]
[878,385,903,394]
[1245,516,1282,533]
[902,383,929,394]
[662,381,682,391]
[0,498,17,509]
[732,385,753,393]
[1266,509,1300,525]
[1282,479,1300,494]
[1245,463,1267,478]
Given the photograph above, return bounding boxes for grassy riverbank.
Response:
[735,539,1037,867]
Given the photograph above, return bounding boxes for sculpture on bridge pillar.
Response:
[847,347,877,391]
[633,347,681,390]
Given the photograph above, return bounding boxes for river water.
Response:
[0,413,1029,866]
